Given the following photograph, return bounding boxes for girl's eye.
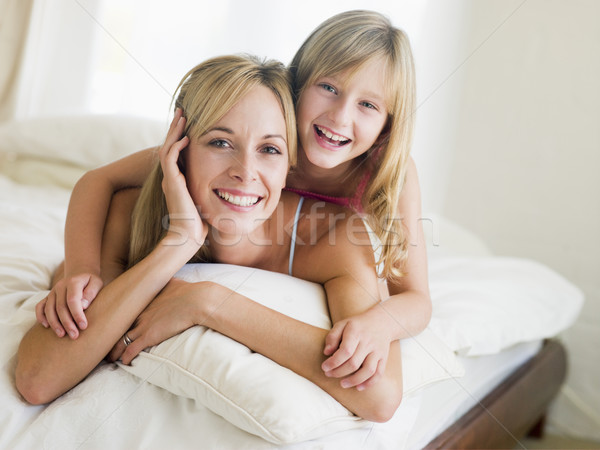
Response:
[360,101,377,110]
[209,139,231,148]
[261,145,282,155]
[319,83,337,94]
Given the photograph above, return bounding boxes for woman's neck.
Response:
[204,204,291,273]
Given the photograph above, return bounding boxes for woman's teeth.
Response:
[315,125,350,144]
[217,191,260,207]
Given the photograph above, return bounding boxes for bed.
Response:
[0,115,583,449]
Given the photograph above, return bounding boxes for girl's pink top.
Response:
[284,169,371,213]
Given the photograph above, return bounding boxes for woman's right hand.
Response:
[159,109,207,247]
[35,272,103,339]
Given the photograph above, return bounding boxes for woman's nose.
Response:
[228,151,257,182]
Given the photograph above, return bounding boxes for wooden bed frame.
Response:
[424,339,567,449]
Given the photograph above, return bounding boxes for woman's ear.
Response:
[177,144,188,176]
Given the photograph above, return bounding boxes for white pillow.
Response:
[118,263,463,445]
[427,255,584,356]
[0,115,165,170]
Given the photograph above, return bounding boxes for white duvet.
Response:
[0,170,583,449]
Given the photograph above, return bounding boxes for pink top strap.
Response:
[284,168,371,213]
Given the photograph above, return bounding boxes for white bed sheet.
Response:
[406,340,544,450]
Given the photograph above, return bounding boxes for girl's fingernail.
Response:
[79,321,86,329]
[82,299,89,309]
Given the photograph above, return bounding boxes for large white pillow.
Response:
[118,263,464,445]
[427,255,584,356]
[0,115,165,170]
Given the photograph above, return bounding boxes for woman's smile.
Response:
[214,189,262,209]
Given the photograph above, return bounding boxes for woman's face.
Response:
[185,85,289,237]
[295,58,389,171]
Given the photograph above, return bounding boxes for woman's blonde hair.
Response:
[289,10,416,281]
[128,54,296,267]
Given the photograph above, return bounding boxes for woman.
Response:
[17,54,402,422]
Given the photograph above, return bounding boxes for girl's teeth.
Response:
[218,191,259,207]
[317,126,348,142]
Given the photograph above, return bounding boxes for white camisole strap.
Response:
[288,196,305,276]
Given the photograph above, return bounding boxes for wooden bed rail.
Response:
[424,339,567,449]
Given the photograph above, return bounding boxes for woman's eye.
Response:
[319,83,337,94]
[209,139,231,148]
[261,145,281,155]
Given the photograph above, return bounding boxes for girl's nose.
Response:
[328,97,352,127]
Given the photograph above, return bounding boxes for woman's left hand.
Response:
[108,278,198,365]
[160,109,207,247]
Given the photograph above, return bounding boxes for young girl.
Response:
[17,55,403,421]
[38,10,430,391]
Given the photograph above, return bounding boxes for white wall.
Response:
[441,0,600,441]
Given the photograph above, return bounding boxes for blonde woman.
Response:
[38,10,430,392]
[17,55,403,421]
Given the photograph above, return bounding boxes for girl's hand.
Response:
[35,273,103,339]
[107,278,199,365]
[321,306,392,391]
[159,109,207,247]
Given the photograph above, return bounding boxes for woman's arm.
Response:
[114,214,402,422]
[16,116,201,405]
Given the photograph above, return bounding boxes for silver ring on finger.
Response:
[122,333,133,347]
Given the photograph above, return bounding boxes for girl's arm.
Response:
[36,111,182,337]
[322,158,432,389]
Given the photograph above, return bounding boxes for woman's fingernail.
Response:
[82,299,89,309]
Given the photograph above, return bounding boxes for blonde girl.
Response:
[37,10,430,391]
[18,55,403,421]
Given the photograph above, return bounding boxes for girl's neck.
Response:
[287,148,363,197]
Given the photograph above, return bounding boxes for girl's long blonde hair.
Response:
[289,10,416,281]
[128,54,297,268]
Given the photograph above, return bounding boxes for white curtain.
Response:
[0,0,34,121]
[9,0,429,121]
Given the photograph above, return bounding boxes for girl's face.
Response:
[296,58,389,171]
[185,85,289,237]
